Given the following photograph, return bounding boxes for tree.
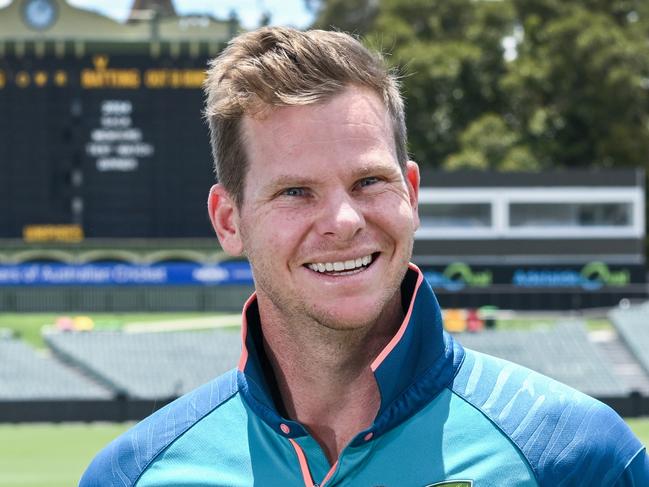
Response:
[308,0,649,172]
[445,113,539,171]
[306,0,378,34]
[503,0,649,169]
[369,0,515,167]
[310,0,515,167]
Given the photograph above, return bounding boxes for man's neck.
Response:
[257,293,404,465]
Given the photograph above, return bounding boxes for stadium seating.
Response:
[609,304,649,376]
[45,329,241,399]
[33,320,636,401]
[1,312,644,419]
[456,322,629,398]
[0,337,112,400]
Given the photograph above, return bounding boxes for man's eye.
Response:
[281,187,306,197]
[358,177,380,188]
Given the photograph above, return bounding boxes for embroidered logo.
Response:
[425,481,473,487]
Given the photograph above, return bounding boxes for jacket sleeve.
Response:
[614,448,649,487]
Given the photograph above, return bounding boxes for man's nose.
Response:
[316,192,365,241]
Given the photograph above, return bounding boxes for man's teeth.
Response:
[307,255,373,273]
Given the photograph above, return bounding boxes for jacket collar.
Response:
[236,263,464,442]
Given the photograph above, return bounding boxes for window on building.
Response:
[509,202,632,228]
[419,203,492,228]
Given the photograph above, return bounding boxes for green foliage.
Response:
[504,2,649,169]
[444,113,540,171]
[366,0,515,166]
[309,0,649,172]
[308,0,378,34]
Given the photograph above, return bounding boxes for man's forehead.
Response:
[242,86,390,132]
[240,87,395,157]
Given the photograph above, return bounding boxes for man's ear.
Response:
[208,184,244,256]
[405,160,420,230]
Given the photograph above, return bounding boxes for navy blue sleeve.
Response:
[614,448,649,487]
[452,350,646,486]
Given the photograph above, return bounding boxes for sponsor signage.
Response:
[0,262,253,286]
[421,261,641,292]
[0,260,641,290]
[512,261,630,290]
[424,263,493,291]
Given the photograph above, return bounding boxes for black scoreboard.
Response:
[0,52,216,238]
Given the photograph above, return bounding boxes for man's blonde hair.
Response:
[204,27,407,207]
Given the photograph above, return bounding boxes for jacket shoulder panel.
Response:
[452,349,643,486]
[79,368,239,487]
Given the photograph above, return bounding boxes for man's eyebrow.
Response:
[350,162,401,178]
[264,175,319,191]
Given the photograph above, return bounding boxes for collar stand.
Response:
[237,264,463,440]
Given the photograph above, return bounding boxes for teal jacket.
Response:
[80,265,647,486]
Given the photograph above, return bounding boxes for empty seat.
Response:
[45,329,241,399]
[0,337,112,400]
[456,322,628,398]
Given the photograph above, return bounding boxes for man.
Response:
[81,27,647,486]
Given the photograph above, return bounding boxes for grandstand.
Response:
[0,305,648,421]
[0,335,111,400]
[609,304,649,380]
[457,322,628,398]
[44,329,241,399]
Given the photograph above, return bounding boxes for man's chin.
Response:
[305,299,394,332]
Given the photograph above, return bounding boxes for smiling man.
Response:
[81,27,647,486]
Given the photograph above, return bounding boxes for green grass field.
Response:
[0,312,220,348]
[0,423,131,487]
[626,418,649,446]
[0,419,647,486]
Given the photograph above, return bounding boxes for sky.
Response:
[0,0,315,29]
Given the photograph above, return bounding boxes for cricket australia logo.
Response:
[425,481,473,487]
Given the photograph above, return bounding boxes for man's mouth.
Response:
[305,253,376,274]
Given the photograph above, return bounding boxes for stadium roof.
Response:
[0,0,237,44]
[127,0,177,23]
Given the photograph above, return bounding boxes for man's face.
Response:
[210,85,419,330]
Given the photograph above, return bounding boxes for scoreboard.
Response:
[0,52,216,238]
